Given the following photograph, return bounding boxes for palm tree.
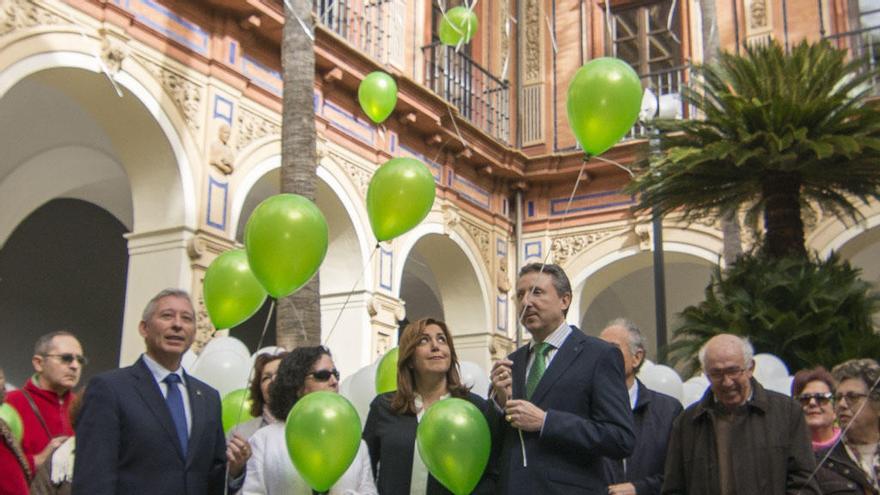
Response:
[279,0,321,347]
[631,40,880,259]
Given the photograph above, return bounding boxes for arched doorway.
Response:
[0,51,197,367]
[576,251,714,360]
[398,232,490,365]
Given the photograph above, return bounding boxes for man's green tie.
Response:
[526,342,552,399]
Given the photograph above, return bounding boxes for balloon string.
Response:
[225,298,276,495]
[796,371,880,494]
[322,246,380,345]
[446,105,469,150]
[593,155,635,178]
[512,156,589,467]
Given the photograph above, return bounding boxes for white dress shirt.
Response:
[243,422,377,495]
[142,353,192,433]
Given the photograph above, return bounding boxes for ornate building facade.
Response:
[0,0,877,385]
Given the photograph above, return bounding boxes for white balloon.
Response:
[639,364,683,402]
[682,381,708,407]
[192,348,252,397]
[341,363,377,427]
[640,359,656,373]
[753,353,789,386]
[459,361,491,399]
[201,335,250,359]
[685,374,710,389]
[181,349,199,372]
[764,375,794,396]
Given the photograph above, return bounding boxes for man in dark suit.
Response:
[600,319,683,495]
[489,263,635,494]
[72,289,249,495]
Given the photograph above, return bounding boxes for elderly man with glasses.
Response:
[662,334,820,495]
[814,358,880,495]
[5,330,85,473]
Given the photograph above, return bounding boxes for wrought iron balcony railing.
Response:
[313,0,397,65]
[824,25,880,96]
[422,42,510,143]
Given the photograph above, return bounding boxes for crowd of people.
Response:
[0,262,877,494]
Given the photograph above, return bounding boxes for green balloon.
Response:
[375,347,399,394]
[566,57,643,156]
[417,398,491,495]
[221,388,256,434]
[358,71,398,124]
[439,6,478,46]
[367,158,436,241]
[285,392,361,492]
[204,249,267,329]
[245,194,329,298]
[0,403,23,443]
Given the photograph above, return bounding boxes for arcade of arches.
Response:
[1,0,877,386]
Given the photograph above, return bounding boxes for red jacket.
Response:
[5,378,75,472]
[0,418,30,495]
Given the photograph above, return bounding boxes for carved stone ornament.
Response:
[139,57,203,131]
[461,219,491,265]
[333,153,371,198]
[550,230,616,265]
[747,0,769,30]
[193,278,214,353]
[1,0,70,37]
[100,31,129,75]
[237,106,280,151]
[442,203,461,230]
[209,123,235,175]
[187,236,208,261]
[524,0,542,82]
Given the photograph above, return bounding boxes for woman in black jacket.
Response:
[362,318,494,494]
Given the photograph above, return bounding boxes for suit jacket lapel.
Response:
[529,330,585,405]
[184,373,206,468]
[131,357,186,460]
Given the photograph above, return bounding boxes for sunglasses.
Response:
[833,392,869,405]
[44,353,88,366]
[308,368,340,382]
[797,392,833,406]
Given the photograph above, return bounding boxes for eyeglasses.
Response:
[43,353,88,366]
[308,368,340,382]
[797,392,833,406]
[833,392,868,405]
[706,367,747,382]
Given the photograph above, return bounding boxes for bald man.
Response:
[661,334,819,495]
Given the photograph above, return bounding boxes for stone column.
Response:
[119,226,195,365]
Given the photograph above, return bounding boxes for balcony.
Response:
[422,42,510,144]
[313,0,398,65]
[824,25,880,96]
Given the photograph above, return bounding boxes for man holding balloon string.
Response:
[490,263,635,494]
[72,289,250,495]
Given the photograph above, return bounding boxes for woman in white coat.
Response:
[243,346,376,495]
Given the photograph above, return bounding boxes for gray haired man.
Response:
[600,319,682,495]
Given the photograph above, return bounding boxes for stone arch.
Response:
[394,222,492,365]
[229,146,375,369]
[811,202,880,286]
[0,38,201,364]
[563,227,719,359]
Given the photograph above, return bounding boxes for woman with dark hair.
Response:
[814,358,880,495]
[362,318,494,494]
[242,346,376,495]
[228,351,289,441]
[791,366,840,451]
